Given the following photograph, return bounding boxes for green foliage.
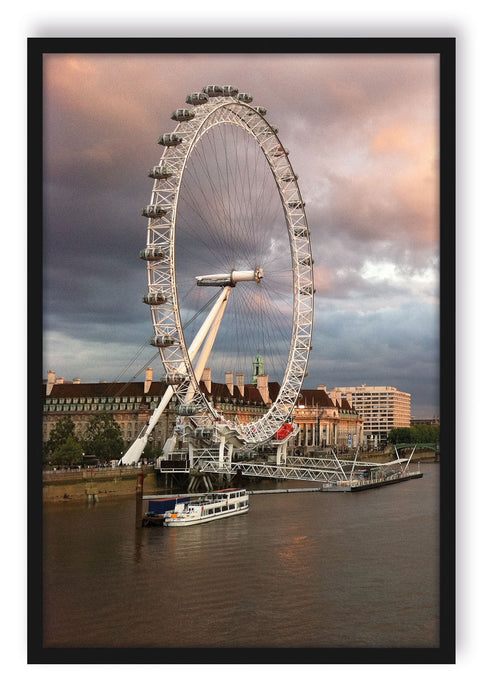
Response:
[83,413,125,461]
[142,441,163,461]
[46,416,76,453]
[44,417,82,466]
[388,425,440,445]
[52,435,84,466]
[387,427,411,444]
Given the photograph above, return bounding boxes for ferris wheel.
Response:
[122,85,314,464]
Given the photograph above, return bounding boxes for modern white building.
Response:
[324,385,411,446]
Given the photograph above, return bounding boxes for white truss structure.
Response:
[143,86,314,447]
[160,453,417,486]
[158,445,418,487]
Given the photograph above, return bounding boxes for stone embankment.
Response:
[42,466,160,502]
[42,448,437,503]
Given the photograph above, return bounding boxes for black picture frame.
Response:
[28,36,455,665]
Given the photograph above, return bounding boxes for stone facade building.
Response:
[42,368,267,456]
[292,389,364,451]
[43,368,365,456]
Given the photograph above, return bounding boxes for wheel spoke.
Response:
[143,90,314,443]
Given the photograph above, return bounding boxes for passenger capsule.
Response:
[294,226,310,237]
[202,85,224,97]
[140,247,166,261]
[186,92,209,105]
[141,205,168,218]
[237,93,253,103]
[148,166,173,179]
[253,106,267,116]
[158,133,183,147]
[194,427,213,438]
[171,108,195,121]
[175,404,200,416]
[142,292,167,305]
[149,334,175,347]
[287,200,304,209]
[161,372,186,385]
[222,85,238,96]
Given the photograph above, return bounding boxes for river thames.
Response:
[41,463,439,652]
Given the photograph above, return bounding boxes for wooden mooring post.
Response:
[135,473,144,528]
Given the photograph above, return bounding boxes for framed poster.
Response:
[28,37,455,664]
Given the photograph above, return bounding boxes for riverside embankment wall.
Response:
[42,468,162,502]
[42,449,436,502]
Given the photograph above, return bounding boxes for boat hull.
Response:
[164,504,249,527]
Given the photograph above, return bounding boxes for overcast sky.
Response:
[42,50,440,417]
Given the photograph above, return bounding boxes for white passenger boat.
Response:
[163,488,249,527]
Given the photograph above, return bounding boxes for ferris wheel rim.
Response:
[143,89,314,444]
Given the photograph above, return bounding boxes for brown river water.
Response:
[41,464,440,654]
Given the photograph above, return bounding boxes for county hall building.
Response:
[42,368,365,456]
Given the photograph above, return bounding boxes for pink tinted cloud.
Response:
[319,116,438,251]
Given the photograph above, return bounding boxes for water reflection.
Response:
[42,467,440,648]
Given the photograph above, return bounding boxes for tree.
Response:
[46,416,77,454]
[44,416,80,466]
[83,414,125,462]
[52,435,84,466]
[388,425,440,445]
[387,427,412,444]
[410,424,440,444]
[142,441,163,461]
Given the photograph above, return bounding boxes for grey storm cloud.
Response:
[42,51,440,416]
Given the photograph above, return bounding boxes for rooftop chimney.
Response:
[236,373,245,397]
[256,374,270,405]
[202,367,212,393]
[225,371,234,396]
[46,370,56,396]
[317,384,327,393]
[144,367,153,393]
